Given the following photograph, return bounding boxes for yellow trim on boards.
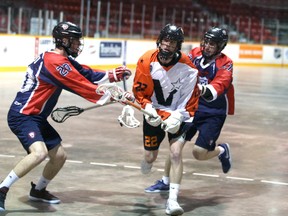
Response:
[0,63,287,73]
[0,64,137,72]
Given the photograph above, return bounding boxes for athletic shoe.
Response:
[141,160,153,174]
[0,187,9,211]
[218,143,232,173]
[165,199,184,215]
[29,182,60,204]
[145,180,169,193]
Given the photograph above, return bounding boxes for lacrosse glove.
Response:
[144,103,162,127]
[107,66,132,82]
[161,111,184,134]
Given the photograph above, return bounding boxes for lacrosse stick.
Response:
[116,49,141,128]
[117,86,141,128]
[117,105,140,128]
[96,83,164,121]
[51,102,114,123]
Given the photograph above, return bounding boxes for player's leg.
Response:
[0,111,52,211]
[192,114,231,173]
[165,135,186,215]
[141,119,165,174]
[43,144,67,181]
[145,122,196,194]
[29,120,65,204]
[144,155,170,193]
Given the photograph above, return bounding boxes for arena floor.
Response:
[0,66,287,216]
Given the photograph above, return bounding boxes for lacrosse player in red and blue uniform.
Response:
[0,21,132,211]
[188,27,234,174]
[145,27,234,214]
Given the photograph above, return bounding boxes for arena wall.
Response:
[0,35,287,72]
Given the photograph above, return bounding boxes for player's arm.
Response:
[44,56,109,104]
[68,57,132,84]
[133,56,154,108]
[133,54,164,127]
[199,59,233,102]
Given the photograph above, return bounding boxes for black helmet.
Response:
[157,24,184,50]
[156,24,184,60]
[52,21,83,57]
[203,27,228,53]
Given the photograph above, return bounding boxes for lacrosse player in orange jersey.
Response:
[145,27,234,216]
[133,24,199,215]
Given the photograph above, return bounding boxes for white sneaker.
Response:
[140,160,152,174]
[165,199,184,215]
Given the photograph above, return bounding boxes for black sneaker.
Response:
[29,182,60,204]
[0,187,9,211]
[218,143,232,173]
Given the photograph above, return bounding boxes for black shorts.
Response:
[7,110,62,153]
[142,118,195,151]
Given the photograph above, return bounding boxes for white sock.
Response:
[162,176,169,185]
[35,176,51,190]
[169,183,180,201]
[218,146,225,156]
[0,170,19,188]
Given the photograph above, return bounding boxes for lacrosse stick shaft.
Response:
[125,101,156,118]
[96,83,165,124]
[124,100,166,126]
[122,40,128,91]
[51,101,115,123]
[83,101,115,111]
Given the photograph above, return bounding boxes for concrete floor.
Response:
[0,66,287,216]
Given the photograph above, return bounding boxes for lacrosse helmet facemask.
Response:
[156,24,184,60]
[201,27,228,59]
[52,21,83,58]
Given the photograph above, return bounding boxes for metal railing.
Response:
[0,0,287,45]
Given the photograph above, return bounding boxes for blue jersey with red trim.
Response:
[188,47,234,115]
[9,51,110,118]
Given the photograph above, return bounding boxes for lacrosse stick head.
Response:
[96,83,124,101]
[51,106,84,123]
[96,83,135,104]
[118,105,140,128]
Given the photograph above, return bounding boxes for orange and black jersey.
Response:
[133,49,199,121]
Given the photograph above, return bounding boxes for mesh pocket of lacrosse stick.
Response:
[96,83,125,102]
[51,106,84,123]
[97,83,141,128]
[118,105,140,128]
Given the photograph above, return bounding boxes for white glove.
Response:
[161,111,184,134]
[122,91,135,103]
[144,103,162,127]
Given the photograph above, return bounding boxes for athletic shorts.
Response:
[142,118,195,151]
[186,111,226,151]
[7,110,62,153]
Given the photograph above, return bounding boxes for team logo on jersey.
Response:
[28,132,35,139]
[199,76,208,85]
[170,78,182,92]
[221,63,233,72]
[153,79,180,106]
[56,63,72,76]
